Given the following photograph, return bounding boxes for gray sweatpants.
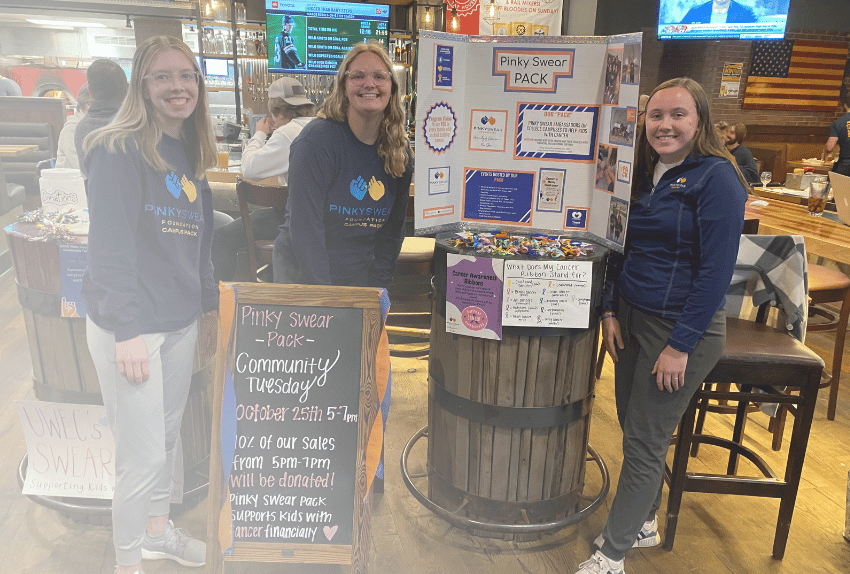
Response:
[600,300,726,562]
[86,317,197,567]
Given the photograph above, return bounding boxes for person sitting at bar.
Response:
[55,84,91,169]
[0,67,22,96]
[575,77,748,574]
[75,58,128,177]
[827,98,850,176]
[272,40,412,288]
[210,77,314,281]
[722,120,759,184]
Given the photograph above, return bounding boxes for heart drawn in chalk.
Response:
[323,525,338,541]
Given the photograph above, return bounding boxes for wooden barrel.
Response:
[427,241,607,535]
[6,222,213,509]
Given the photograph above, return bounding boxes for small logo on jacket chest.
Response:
[670,177,687,189]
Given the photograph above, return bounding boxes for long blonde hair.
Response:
[85,36,216,179]
[320,41,410,178]
[634,77,750,197]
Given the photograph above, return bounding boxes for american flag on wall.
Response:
[742,40,848,112]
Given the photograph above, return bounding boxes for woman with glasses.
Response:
[272,40,412,288]
[82,36,216,574]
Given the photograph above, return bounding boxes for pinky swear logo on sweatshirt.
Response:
[671,177,687,189]
[165,171,198,202]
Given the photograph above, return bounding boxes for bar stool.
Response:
[235,177,288,282]
[386,237,435,358]
[664,317,824,559]
[806,263,850,420]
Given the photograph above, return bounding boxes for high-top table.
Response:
[0,144,38,157]
[745,196,850,265]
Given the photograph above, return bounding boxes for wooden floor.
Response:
[1,266,849,574]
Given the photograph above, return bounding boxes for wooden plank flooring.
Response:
[1,267,849,573]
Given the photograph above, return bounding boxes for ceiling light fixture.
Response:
[26,19,107,28]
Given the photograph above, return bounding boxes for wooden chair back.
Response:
[235,177,288,282]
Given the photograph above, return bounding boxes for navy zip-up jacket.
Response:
[603,153,747,353]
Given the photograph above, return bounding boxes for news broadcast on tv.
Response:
[657,0,790,40]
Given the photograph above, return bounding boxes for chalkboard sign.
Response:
[207,283,383,574]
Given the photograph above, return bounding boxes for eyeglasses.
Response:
[144,70,200,87]
[345,70,391,85]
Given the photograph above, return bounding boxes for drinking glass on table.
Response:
[807,176,829,216]
[760,171,772,189]
[216,142,229,169]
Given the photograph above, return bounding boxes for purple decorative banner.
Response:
[445,253,503,340]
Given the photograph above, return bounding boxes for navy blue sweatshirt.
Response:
[603,153,747,353]
[277,118,412,288]
[83,134,217,342]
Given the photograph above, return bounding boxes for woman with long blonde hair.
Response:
[83,35,217,574]
[272,40,412,286]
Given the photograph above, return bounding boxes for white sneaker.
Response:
[632,515,661,548]
[592,515,660,551]
[574,550,625,574]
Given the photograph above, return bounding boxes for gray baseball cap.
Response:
[267,77,312,105]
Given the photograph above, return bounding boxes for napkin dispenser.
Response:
[785,172,816,191]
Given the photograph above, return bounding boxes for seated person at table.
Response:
[55,84,91,169]
[827,99,850,176]
[721,121,758,184]
[680,0,757,24]
[210,77,314,281]
[272,41,412,288]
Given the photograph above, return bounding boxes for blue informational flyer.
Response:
[58,243,87,318]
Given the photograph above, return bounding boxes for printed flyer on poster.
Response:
[445,253,504,340]
[414,31,641,253]
[502,260,592,328]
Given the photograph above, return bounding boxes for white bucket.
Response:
[39,168,86,213]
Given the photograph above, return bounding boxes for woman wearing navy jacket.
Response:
[574,78,749,574]
[83,36,217,574]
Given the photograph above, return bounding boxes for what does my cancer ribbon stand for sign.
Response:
[208,283,383,574]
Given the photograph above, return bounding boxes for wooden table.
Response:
[0,144,38,157]
[746,196,850,265]
[786,160,832,175]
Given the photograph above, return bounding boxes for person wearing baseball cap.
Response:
[211,77,314,281]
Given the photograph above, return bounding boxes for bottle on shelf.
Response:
[246,31,257,56]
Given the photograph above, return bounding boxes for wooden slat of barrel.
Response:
[528,336,559,501]
[506,336,530,503]
[70,318,100,393]
[468,337,484,498]
[516,336,539,503]
[491,335,518,502]
[453,333,471,490]
[20,308,45,385]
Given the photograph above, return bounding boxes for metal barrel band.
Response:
[428,463,580,523]
[429,375,592,429]
[32,378,102,405]
[17,281,60,315]
[400,426,610,535]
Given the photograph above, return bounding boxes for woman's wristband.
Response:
[601,311,616,320]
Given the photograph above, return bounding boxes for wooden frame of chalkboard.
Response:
[207,282,383,574]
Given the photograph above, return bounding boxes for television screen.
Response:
[658,0,790,40]
[266,0,390,75]
[204,58,230,77]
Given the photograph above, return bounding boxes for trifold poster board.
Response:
[207,283,383,574]
[415,31,642,253]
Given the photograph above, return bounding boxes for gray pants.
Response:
[86,318,197,566]
[600,300,726,561]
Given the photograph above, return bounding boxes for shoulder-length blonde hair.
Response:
[633,77,750,197]
[85,36,216,179]
[320,41,410,178]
